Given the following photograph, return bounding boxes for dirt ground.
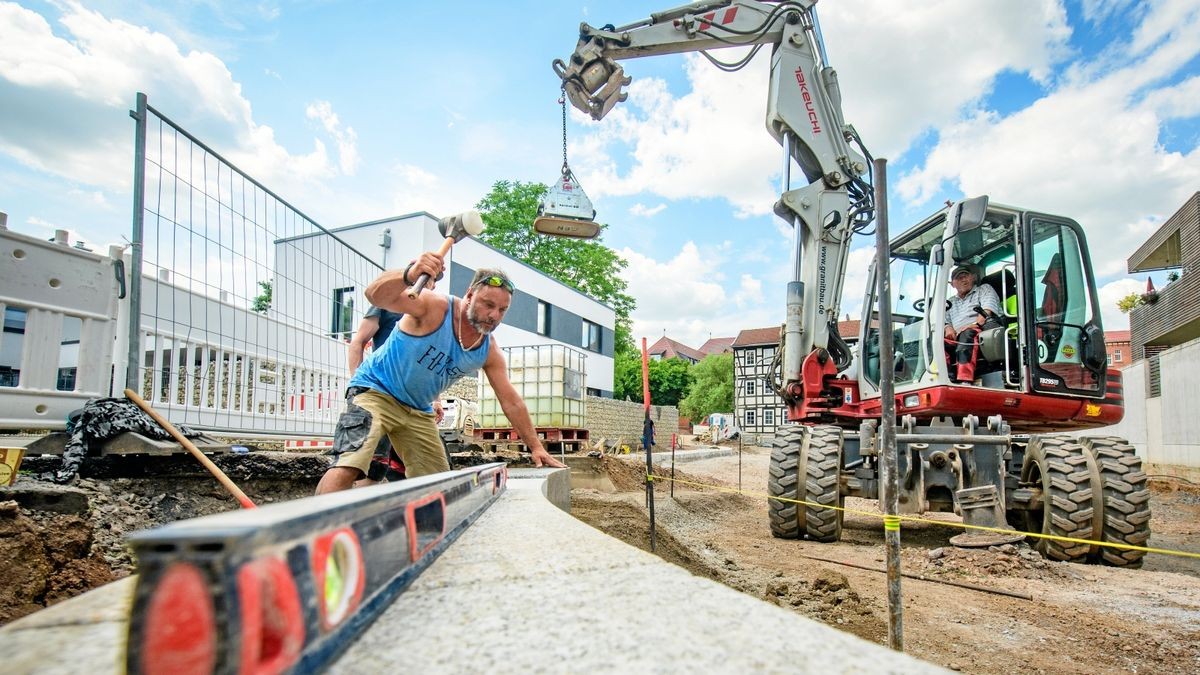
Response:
[572,446,1200,674]
[0,451,325,625]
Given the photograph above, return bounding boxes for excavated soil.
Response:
[571,447,1200,674]
[0,451,327,625]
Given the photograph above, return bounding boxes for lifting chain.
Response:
[559,86,571,176]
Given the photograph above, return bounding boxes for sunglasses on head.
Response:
[475,275,515,293]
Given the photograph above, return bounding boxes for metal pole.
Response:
[125,92,147,390]
[641,338,656,553]
[874,158,903,651]
[670,440,675,499]
[738,434,743,492]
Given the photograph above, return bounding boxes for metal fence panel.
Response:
[128,94,383,436]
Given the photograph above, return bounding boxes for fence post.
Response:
[125,92,147,390]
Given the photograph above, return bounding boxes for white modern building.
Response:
[275,212,617,396]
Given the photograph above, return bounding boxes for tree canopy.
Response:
[475,180,636,355]
[613,352,693,407]
[679,354,734,422]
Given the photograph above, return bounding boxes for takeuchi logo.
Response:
[794,68,822,135]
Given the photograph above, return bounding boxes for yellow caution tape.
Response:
[650,474,1200,560]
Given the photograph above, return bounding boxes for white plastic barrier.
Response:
[0,228,120,429]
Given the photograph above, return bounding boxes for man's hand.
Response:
[433,400,445,424]
[531,446,566,469]
[944,324,957,340]
[407,252,445,292]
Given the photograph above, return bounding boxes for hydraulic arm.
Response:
[553,0,875,417]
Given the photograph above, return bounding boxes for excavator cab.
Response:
[858,198,1112,426]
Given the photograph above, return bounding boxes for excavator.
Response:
[549,0,1149,567]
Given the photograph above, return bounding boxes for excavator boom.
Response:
[553,0,874,414]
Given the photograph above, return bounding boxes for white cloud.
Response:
[0,2,349,195]
[1098,277,1146,330]
[569,1,1073,219]
[897,3,1200,282]
[629,202,666,218]
[820,0,1072,160]
[387,163,483,219]
[616,240,789,347]
[306,100,360,175]
[572,52,779,218]
[264,67,281,80]
[732,274,763,309]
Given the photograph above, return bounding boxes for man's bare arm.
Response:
[482,344,565,469]
[348,317,379,374]
[365,252,445,316]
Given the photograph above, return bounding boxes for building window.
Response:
[746,379,756,396]
[583,320,601,352]
[745,352,756,365]
[1107,354,1112,365]
[537,300,551,336]
[332,287,355,340]
[1114,349,1122,362]
[745,409,756,426]
[764,409,774,426]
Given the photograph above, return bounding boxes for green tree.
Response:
[475,180,636,355]
[252,280,272,313]
[679,354,734,422]
[1116,293,1141,313]
[613,351,642,401]
[613,353,693,406]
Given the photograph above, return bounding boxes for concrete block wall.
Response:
[443,377,678,449]
[586,396,679,449]
[445,376,478,402]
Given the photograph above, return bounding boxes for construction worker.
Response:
[943,262,1003,383]
[316,257,564,494]
[348,305,441,484]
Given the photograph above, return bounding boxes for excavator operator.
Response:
[943,263,1003,383]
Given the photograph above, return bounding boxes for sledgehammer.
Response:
[405,210,486,299]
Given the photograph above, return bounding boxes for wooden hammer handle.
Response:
[124,389,257,509]
[405,236,455,299]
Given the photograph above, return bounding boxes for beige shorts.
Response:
[331,389,447,478]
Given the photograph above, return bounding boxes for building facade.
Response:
[1105,330,1132,370]
[732,322,861,443]
[276,212,617,396]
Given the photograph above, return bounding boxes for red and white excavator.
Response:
[550,0,1149,566]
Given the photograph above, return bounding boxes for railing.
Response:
[0,93,383,436]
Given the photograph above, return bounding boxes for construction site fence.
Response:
[0,93,382,435]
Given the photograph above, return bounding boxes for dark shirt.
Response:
[365,305,403,348]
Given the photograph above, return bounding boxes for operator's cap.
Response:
[952,263,982,280]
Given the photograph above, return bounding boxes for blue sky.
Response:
[2,0,1198,346]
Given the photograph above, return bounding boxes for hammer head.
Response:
[438,210,485,241]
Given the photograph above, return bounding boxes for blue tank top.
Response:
[349,297,490,412]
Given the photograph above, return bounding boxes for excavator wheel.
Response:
[768,426,805,539]
[767,425,844,542]
[1020,435,1094,563]
[1079,436,1151,568]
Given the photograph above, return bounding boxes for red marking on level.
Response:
[140,563,217,675]
[237,557,304,675]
